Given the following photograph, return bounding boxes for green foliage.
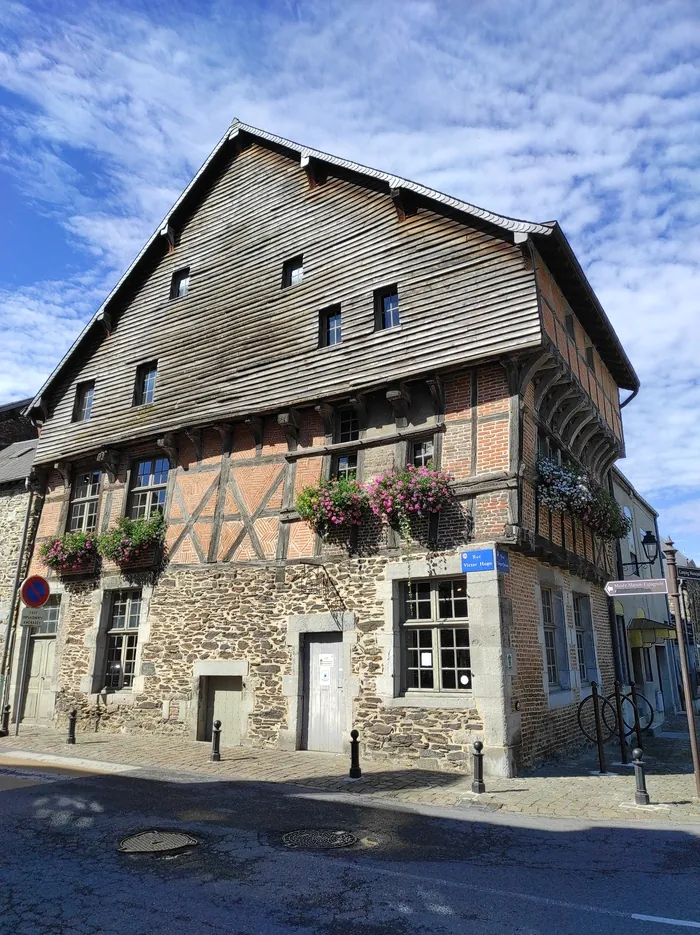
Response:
[536,459,631,541]
[295,476,367,536]
[97,512,166,564]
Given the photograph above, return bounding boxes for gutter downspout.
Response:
[0,476,40,718]
[620,386,639,409]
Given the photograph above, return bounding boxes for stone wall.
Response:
[0,483,30,658]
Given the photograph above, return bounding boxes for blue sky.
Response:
[1,0,699,556]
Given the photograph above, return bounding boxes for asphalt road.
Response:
[1,754,699,935]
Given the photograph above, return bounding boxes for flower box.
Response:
[115,543,163,570]
[57,556,100,578]
[98,514,166,567]
[40,532,100,577]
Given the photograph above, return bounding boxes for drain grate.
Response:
[282,829,358,850]
[118,830,199,854]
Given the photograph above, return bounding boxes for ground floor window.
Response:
[104,590,142,690]
[401,579,471,691]
[37,596,61,635]
[573,593,596,683]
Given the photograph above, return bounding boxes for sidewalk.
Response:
[2,719,699,824]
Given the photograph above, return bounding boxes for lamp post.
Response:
[662,538,700,800]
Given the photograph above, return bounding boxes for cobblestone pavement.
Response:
[2,717,699,824]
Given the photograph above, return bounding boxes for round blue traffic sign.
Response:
[20,575,51,608]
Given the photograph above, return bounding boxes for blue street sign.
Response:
[496,549,510,574]
[461,549,495,573]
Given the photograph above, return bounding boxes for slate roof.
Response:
[0,438,37,485]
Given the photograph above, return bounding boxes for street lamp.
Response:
[641,530,658,565]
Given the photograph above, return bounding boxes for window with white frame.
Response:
[67,470,101,532]
[412,439,434,467]
[133,361,158,406]
[541,587,560,687]
[36,595,61,636]
[128,457,169,519]
[400,579,471,692]
[332,453,357,480]
[573,593,596,683]
[319,305,342,347]
[103,590,142,690]
[282,255,304,288]
[170,268,190,299]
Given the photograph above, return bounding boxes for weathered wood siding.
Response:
[35,143,542,465]
[536,255,623,441]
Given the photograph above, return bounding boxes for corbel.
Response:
[159,222,176,253]
[565,409,596,452]
[426,375,445,418]
[349,393,367,431]
[53,461,71,489]
[185,428,202,463]
[540,381,577,425]
[26,465,48,494]
[214,422,233,454]
[572,420,602,460]
[557,397,588,440]
[314,403,335,438]
[157,433,178,465]
[245,416,264,451]
[277,410,300,449]
[96,311,112,336]
[534,366,565,410]
[300,153,328,188]
[389,186,418,222]
[517,350,552,396]
[386,384,411,428]
[228,127,252,156]
[28,396,48,427]
[96,448,119,483]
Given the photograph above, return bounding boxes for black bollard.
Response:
[0,704,10,737]
[613,680,628,765]
[632,747,650,805]
[66,709,77,745]
[211,719,222,762]
[630,682,644,750]
[472,740,486,794]
[591,681,607,774]
[349,729,362,779]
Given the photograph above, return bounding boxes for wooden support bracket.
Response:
[314,403,335,438]
[214,422,234,454]
[159,222,176,253]
[157,433,178,465]
[53,461,71,489]
[389,186,418,221]
[185,428,202,463]
[426,375,445,417]
[245,416,264,451]
[300,154,328,188]
[349,393,367,430]
[278,410,300,449]
[386,384,412,428]
[96,448,119,483]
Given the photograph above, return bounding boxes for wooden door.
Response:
[302,634,344,753]
[22,638,55,722]
[203,676,243,748]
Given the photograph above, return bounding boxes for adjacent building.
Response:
[9,122,639,775]
[611,469,679,724]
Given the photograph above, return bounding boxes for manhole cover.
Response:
[282,829,358,850]
[118,830,199,854]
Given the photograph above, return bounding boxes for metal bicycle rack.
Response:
[577,680,654,773]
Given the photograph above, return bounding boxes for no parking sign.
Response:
[20,575,51,608]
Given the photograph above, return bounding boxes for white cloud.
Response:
[0,0,698,555]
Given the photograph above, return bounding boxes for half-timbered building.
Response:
[11,121,639,775]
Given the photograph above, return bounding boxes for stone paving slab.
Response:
[2,724,699,824]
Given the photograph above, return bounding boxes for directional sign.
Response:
[604,579,668,597]
[461,549,495,573]
[20,575,50,608]
[20,606,46,628]
[679,567,700,581]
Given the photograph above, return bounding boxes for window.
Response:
[412,439,434,468]
[37,595,61,636]
[401,579,470,692]
[624,508,638,575]
[68,470,101,532]
[332,453,357,480]
[541,587,559,687]
[537,432,561,465]
[615,614,630,684]
[133,361,158,406]
[128,457,169,519]
[337,408,359,443]
[282,255,304,288]
[73,381,95,422]
[374,285,400,330]
[585,345,595,373]
[170,268,190,299]
[319,305,342,347]
[103,590,141,690]
[565,314,575,339]
[643,647,654,682]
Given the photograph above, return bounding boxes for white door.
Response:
[303,634,344,753]
[22,637,55,722]
[204,676,243,748]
